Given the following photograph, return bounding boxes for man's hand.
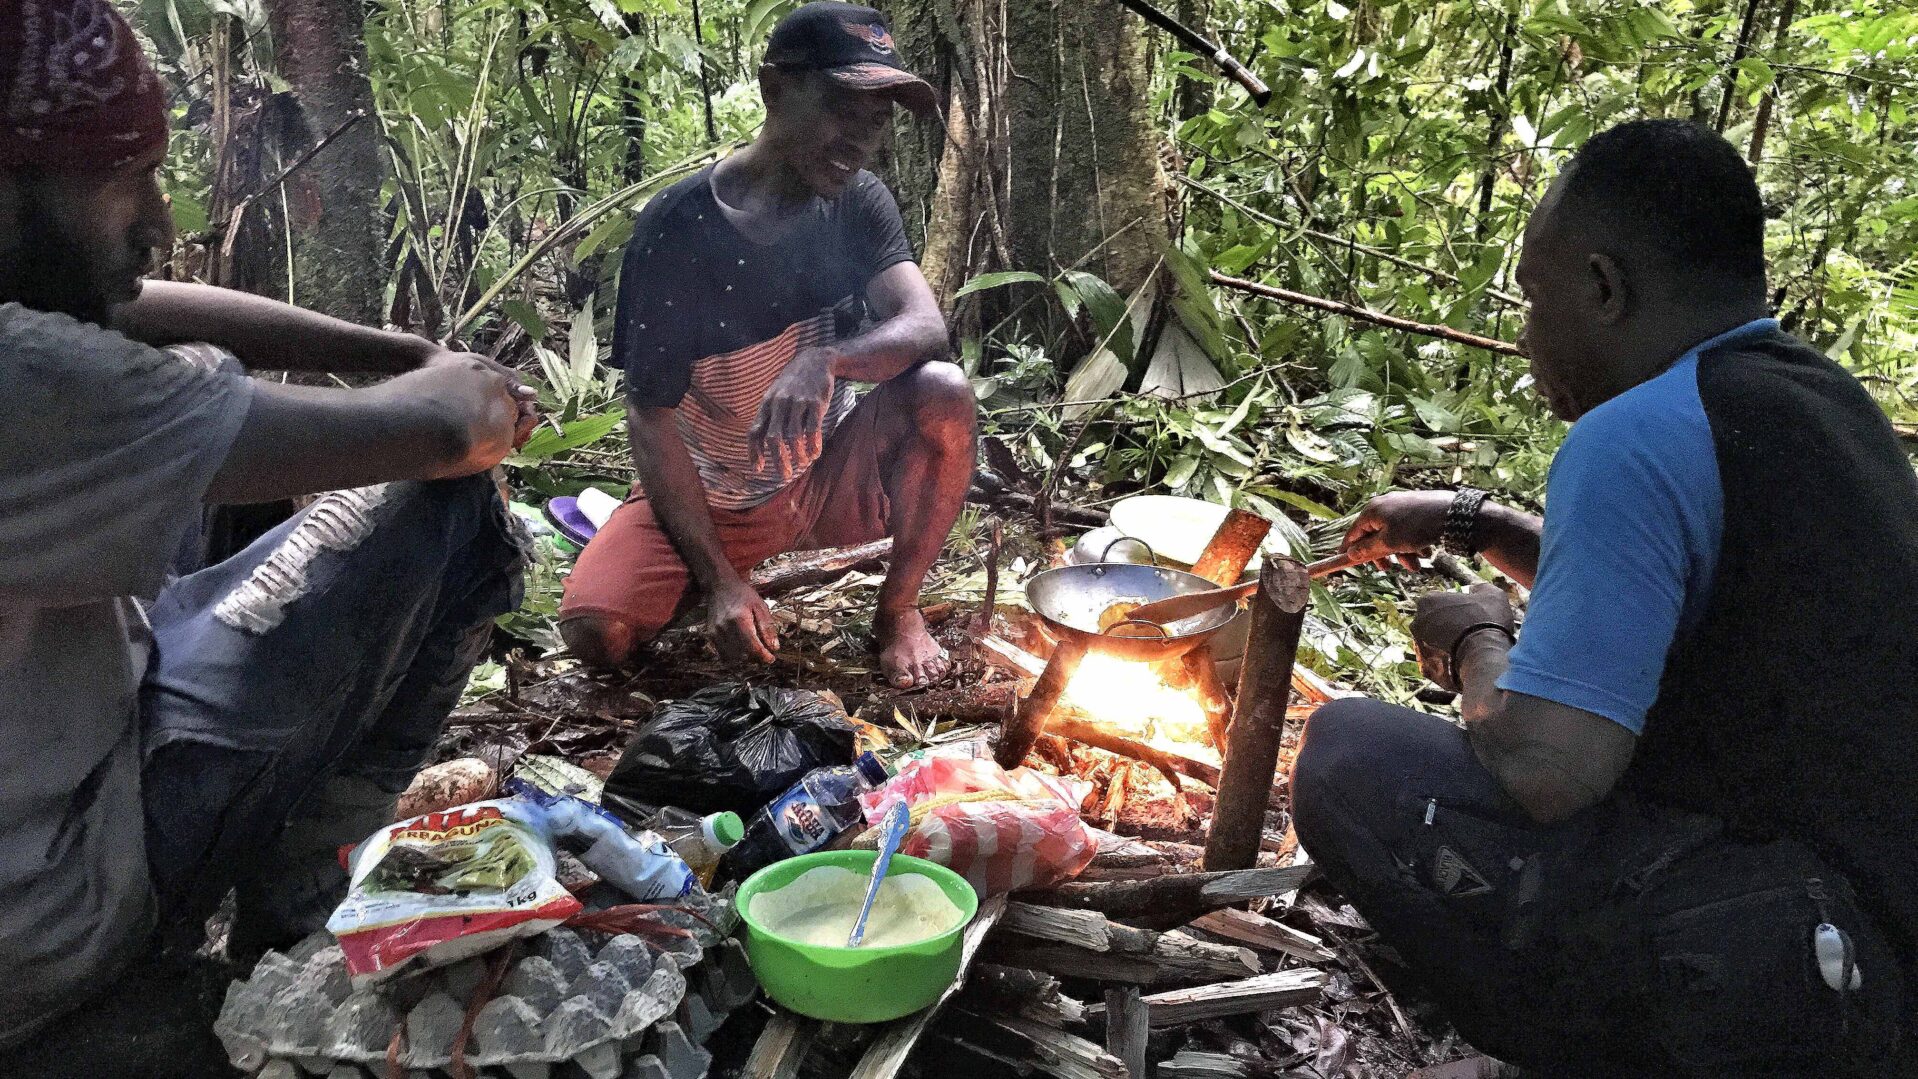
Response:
[749,346,834,479]
[389,354,526,472]
[707,576,781,664]
[1412,583,1517,692]
[423,348,540,449]
[1341,490,1455,569]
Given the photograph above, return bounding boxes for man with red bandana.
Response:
[0,3,535,1068]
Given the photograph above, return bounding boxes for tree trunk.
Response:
[882,0,1169,334]
[1004,0,1168,305]
[263,0,386,322]
[1746,0,1797,165]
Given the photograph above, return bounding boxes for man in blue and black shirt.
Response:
[1294,120,1916,1074]
[561,3,976,689]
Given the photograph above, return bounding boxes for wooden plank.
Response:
[1136,969,1326,1026]
[739,1012,817,1079]
[983,929,1258,987]
[1041,865,1313,920]
[846,893,1011,1079]
[1103,987,1149,1079]
[963,964,1088,1027]
[1158,1050,1250,1078]
[1188,908,1336,964]
[1000,902,1115,951]
[955,1009,1127,1079]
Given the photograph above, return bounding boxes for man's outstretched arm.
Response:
[205,354,533,504]
[1343,490,1543,588]
[115,280,437,374]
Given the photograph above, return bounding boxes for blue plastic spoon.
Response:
[847,800,911,947]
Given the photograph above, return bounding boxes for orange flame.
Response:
[1062,652,1217,759]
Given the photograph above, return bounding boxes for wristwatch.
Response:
[1442,487,1489,558]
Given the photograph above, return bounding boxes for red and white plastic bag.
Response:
[858,757,1097,896]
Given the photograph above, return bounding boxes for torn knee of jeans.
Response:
[212,485,393,635]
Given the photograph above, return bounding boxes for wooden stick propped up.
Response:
[1190,507,1272,587]
[1205,560,1310,871]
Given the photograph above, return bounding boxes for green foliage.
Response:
[136,0,1915,695]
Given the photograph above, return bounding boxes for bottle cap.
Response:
[704,811,745,850]
[853,751,890,788]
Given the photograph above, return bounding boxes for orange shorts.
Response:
[559,389,894,637]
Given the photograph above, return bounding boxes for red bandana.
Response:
[0,0,168,171]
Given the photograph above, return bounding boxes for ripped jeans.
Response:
[138,475,524,933]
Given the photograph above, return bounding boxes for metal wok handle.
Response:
[1098,535,1158,566]
[1105,618,1172,639]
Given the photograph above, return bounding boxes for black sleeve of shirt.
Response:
[850,174,917,283]
[613,201,694,408]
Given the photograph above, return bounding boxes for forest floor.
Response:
[437,525,1495,1079]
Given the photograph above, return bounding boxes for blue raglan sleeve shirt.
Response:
[1496,350,1730,734]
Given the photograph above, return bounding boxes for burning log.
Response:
[1188,908,1336,964]
[996,635,1089,769]
[1108,969,1327,1027]
[1104,987,1150,1079]
[1205,560,1310,872]
[1039,865,1313,924]
[1044,726,1186,797]
[1180,644,1234,750]
[1098,760,1135,825]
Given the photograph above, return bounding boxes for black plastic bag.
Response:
[603,683,856,816]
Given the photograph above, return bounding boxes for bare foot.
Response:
[876,607,951,689]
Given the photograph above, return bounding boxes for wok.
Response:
[1025,561,1239,662]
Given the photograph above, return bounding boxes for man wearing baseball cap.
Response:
[561,3,975,690]
[0,2,535,1069]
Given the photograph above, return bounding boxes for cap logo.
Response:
[841,20,895,55]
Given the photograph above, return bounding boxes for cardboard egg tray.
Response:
[216,897,754,1079]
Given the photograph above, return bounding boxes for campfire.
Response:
[1061,652,1218,760]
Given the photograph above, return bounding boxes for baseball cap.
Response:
[764,2,939,117]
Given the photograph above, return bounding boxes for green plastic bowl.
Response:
[736,850,980,1023]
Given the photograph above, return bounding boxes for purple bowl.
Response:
[542,496,597,547]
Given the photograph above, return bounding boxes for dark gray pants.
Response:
[4,477,523,1078]
[140,475,525,932]
[1290,697,1909,1077]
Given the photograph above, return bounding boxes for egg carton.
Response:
[217,898,756,1079]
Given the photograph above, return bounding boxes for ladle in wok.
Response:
[1118,549,1373,628]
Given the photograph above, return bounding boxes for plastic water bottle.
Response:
[640,808,745,886]
[725,752,891,878]
[523,795,696,902]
